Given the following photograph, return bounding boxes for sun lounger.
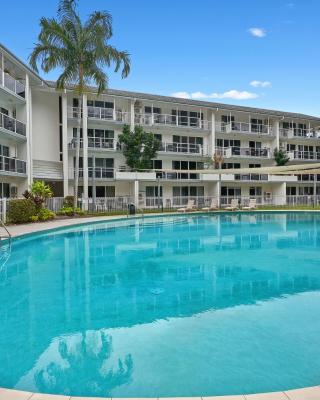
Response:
[177,199,195,212]
[202,198,218,211]
[225,198,239,211]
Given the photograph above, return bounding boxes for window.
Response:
[87,100,114,109]
[221,187,241,196]
[151,159,162,169]
[146,186,163,197]
[145,106,161,114]
[217,139,241,148]
[286,187,297,196]
[251,118,263,132]
[249,187,262,196]
[222,163,241,169]
[172,109,203,126]
[221,115,235,123]
[249,163,261,168]
[172,186,204,197]
[0,145,9,157]
[0,107,8,116]
[0,183,10,198]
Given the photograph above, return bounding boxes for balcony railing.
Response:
[159,142,207,155]
[71,167,114,179]
[297,174,320,182]
[280,128,320,139]
[135,113,211,130]
[218,146,270,158]
[68,106,130,123]
[68,137,116,150]
[0,156,26,174]
[289,150,320,161]
[0,112,26,137]
[217,121,273,135]
[157,171,201,180]
[234,173,269,181]
[0,68,25,98]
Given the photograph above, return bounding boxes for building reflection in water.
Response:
[0,212,320,396]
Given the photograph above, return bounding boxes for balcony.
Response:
[234,173,269,181]
[0,68,25,99]
[70,167,114,180]
[159,142,208,156]
[0,156,26,175]
[158,171,201,180]
[135,113,211,131]
[0,112,26,138]
[217,146,271,159]
[68,137,117,151]
[287,150,320,161]
[280,128,320,140]
[216,121,273,136]
[67,106,130,124]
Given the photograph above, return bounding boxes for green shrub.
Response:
[30,215,39,222]
[57,206,84,216]
[63,196,74,207]
[8,199,37,223]
[37,208,55,221]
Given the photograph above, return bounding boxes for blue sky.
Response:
[1,0,319,115]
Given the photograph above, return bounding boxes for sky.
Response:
[1,0,319,115]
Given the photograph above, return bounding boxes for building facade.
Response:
[1,43,320,209]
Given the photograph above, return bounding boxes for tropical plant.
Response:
[8,199,37,224]
[274,148,290,166]
[23,181,53,209]
[29,0,130,210]
[118,125,160,170]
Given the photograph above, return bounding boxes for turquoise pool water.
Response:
[1,212,320,397]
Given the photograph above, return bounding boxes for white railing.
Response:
[0,156,26,174]
[280,128,320,139]
[87,106,130,123]
[67,106,130,123]
[217,146,270,158]
[158,171,201,180]
[234,173,269,181]
[0,68,25,98]
[217,121,273,135]
[291,150,320,161]
[135,113,211,130]
[297,174,320,182]
[69,167,114,179]
[0,112,26,136]
[68,137,116,150]
[159,142,207,156]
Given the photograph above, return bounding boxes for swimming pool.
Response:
[1,212,320,398]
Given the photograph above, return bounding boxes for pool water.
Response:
[1,212,320,397]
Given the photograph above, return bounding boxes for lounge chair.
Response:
[202,198,218,211]
[177,200,195,212]
[225,198,239,211]
[242,198,257,210]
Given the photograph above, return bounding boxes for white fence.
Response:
[0,195,320,223]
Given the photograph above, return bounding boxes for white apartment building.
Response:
[1,43,320,209]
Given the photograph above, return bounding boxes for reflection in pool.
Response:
[1,212,320,397]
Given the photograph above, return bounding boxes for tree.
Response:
[118,125,160,170]
[23,181,53,209]
[29,0,130,210]
[274,148,290,166]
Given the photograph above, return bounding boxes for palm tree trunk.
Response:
[73,96,82,211]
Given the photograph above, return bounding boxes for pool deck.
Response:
[1,387,320,400]
[2,212,320,400]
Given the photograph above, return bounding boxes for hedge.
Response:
[8,199,37,223]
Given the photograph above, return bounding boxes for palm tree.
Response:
[29,0,130,210]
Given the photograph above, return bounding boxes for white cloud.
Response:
[171,90,259,101]
[248,27,266,38]
[170,91,191,99]
[250,80,272,88]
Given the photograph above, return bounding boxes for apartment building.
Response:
[1,43,320,209]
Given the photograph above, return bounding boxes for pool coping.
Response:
[1,211,320,400]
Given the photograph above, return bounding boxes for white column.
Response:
[134,179,139,208]
[273,119,280,150]
[211,112,216,155]
[25,73,32,188]
[82,94,88,207]
[130,99,135,131]
[1,53,4,85]
[62,94,69,196]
